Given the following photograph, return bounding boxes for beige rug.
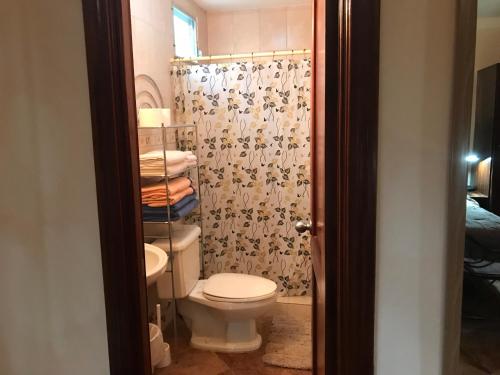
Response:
[262,309,312,370]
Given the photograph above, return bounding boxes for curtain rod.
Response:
[170,49,312,63]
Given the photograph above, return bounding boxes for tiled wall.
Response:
[130,1,311,109]
[130,0,208,108]
[207,6,312,55]
[130,0,174,107]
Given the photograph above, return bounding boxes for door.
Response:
[294,0,329,372]
[296,0,380,374]
[311,0,327,373]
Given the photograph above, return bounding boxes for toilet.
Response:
[151,224,277,353]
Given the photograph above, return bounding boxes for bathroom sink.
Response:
[144,243,168,286]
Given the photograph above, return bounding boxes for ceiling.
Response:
[478,0,500,17]
[193,0,311,12]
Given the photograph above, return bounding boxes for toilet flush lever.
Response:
[295,220,312,234]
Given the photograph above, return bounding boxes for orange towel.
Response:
[141,177,191,196]
[142,187,194,207]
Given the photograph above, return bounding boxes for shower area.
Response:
[172,56,312,296]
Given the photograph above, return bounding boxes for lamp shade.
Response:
[138,108,171,127]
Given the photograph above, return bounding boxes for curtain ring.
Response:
[251,52,254,64]
[273,50,276,61]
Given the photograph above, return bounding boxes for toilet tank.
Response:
[150,224,201,299]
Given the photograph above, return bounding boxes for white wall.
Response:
[207,5,312,55]
[0,1,109,375]
[475,17,500,70]
[376,0,455,374]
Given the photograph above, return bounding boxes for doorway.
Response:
[445,1,500,374]
[81,0,380,374]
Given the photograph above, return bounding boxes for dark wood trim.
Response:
[81,0,151,374]
[324,0,379,373]
[443,1,477,374]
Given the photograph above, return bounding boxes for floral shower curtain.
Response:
[172,58,312,296]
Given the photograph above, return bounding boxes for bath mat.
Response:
[262,310,312,370]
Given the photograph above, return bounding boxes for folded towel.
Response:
[143,187,194,206]
[142,196,199,222]
[143,192,196,211]
[140,161,195,177]
[167,161,192,176]
[142,177,192,196]
[171,193,196,210]
[140,150,187,166]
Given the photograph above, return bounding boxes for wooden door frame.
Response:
[81,0,151,373]
[319,0,379,373]
[81,0,380,373]
[443,1,477,374]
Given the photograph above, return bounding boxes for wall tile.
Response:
[129,0,152,23]
[131,18,153,78]
[286,6,312,50]
[207,7,312,55]
[232,11,260,54]
[207,12,234,55]
[259,9,287,52]
[150,0,172,33]
[132,0,207,110]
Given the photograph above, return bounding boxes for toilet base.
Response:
[191,333,262,353]
[177,279,276,353]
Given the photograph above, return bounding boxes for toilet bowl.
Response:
[151,225,277,353]
[177,274,277,353]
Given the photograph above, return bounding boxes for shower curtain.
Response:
[172,58,312,296]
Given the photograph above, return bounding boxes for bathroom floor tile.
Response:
[156,303,312,375]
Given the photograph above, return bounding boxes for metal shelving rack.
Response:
[139,123,204,340]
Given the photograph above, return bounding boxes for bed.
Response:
[465,197,500,278]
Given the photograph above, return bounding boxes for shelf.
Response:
[138,119,202,341]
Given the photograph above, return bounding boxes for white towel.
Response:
[140,161,196,177]
[139,150,187,166]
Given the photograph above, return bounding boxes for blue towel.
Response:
[143,193,196,212]
[143,194,198,222]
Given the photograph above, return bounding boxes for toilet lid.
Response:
[203,273,277,302]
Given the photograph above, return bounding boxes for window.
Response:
[173,7,198,58]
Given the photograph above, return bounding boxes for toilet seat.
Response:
[202,273,277,303]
